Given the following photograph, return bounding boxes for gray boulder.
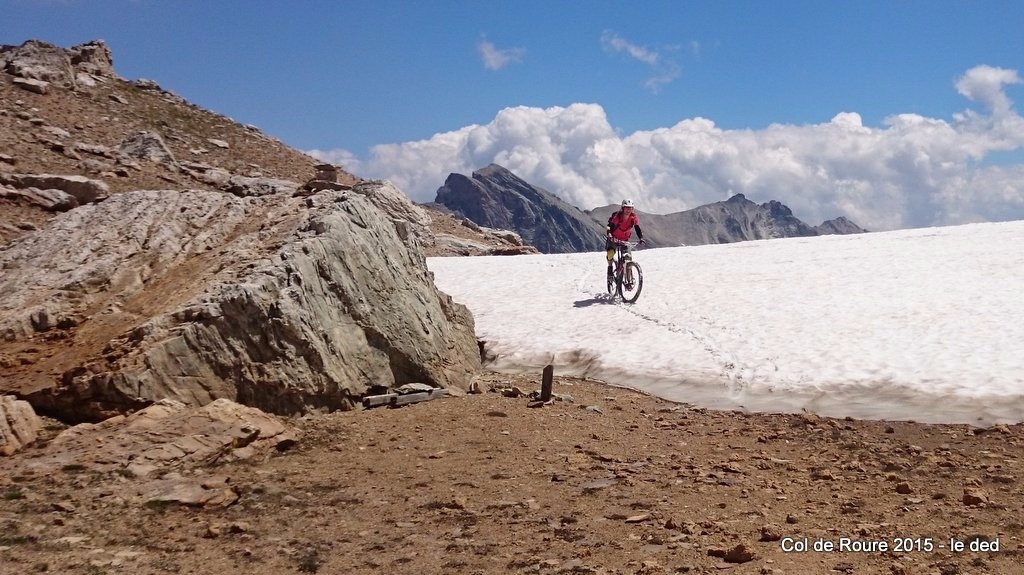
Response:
[0,395,44,456]
[11,398,295,476]
[0,39,76,87]
[67,40,117,79]
[118,130,177,165]
[0,173,110,205]
[0,39,117,89]
[0,188,479,422]
[180,164,299,197]
[0,185,77,212]
[12,76,49,94]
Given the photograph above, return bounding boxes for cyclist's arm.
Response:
[634,224,644,241]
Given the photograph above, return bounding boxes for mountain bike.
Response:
[607,239,644,303]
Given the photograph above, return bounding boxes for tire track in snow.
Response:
[571,258,779,392]
[571,260,744,384]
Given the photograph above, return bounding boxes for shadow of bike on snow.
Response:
[573,295,615,307]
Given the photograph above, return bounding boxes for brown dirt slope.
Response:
[2,373,1022,575]
[0,69,357,244]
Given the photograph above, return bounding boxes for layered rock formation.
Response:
[0,182,479,423]
[16,398,296,477]
[0,38,484,429]
[434,164,605,254]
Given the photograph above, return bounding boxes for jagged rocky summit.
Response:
[434,164,606,254]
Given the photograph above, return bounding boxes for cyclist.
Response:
[606,199,646,281]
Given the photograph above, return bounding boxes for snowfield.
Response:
[428,220,1024,425]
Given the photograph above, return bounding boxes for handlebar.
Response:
[609,238,644,248]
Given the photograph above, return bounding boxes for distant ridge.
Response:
[588,193,867,247]
[433,164,606,254]
[433,165,867,253]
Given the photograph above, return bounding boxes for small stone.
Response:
[581,478,617,492]
[625,513,651,523]
[50,501,76,513]
[759,524,782,542]
[811,468,837,480]
[723,543,756,564]
[963,488,989,506]
[895,481,913,494]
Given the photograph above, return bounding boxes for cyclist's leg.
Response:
[623,244,633,282]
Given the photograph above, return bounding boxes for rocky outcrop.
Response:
[588,194,865,247]
[350,180,438,253]
[0,187,479,422]
[0,172,110,206]
[67,40,117,79]
[418,203,540,256]
[0,395,44,455]
[16,398,295,476]
[0,38,480,427]
[118,130,177,165]
[434,164,605,254]
[179,161,300,197]
[0,39,75,88]
[1,39,117,91]
[0,184,76,211]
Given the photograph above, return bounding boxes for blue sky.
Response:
[5,0,1024,230]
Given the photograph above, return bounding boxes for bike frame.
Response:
[610,240,640,277]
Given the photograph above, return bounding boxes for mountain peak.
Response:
[434,165,605,253]
[474,163,510,177]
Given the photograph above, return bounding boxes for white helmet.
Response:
[621,199,634,208]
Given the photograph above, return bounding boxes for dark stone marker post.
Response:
[541,364,554,402]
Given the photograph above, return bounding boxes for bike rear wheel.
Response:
[619,261,643,303]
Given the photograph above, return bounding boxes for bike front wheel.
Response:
[619,261,643,303]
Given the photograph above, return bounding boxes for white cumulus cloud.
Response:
[347,65,1024,232]
[956,65,1022,115]
[306,147,362,173]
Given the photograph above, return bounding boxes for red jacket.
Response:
[607,210,643,242]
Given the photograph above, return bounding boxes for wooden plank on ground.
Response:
[362,393,398,408]
[390,389,449,407]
